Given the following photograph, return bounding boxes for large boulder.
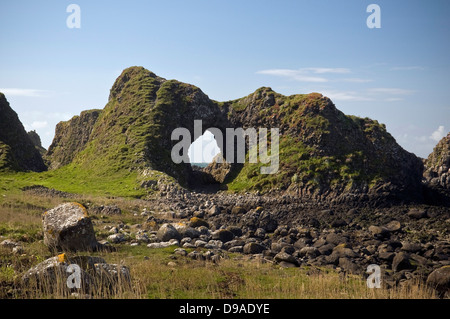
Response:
[22,254,131,296]
[426,266,450,298]
[43,202,100,252]
[22,254,98,294]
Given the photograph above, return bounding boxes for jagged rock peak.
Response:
[108,66,165,102]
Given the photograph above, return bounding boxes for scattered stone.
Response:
[174,223,200,239]
[206,240,223,249]
[147,239,179,249]
[274,252,300,266]
[407,209,428,220]
[194,240,207,248]
[299,246,319,258]
[243,242,266,254]
[231,206,246,215]
[227,226,243,237]
[189,217,209,228]
[258,211,278,232]
[392,252,415,272]
[401,242,422,253]
[174,248,187,256]
[207,205,221,217]
[107,233,126,244]
[325,233,348,246]
[157,223,181,242]
[228,246,243,253]
[224,239,246,250]
[1,239,21,250]
[99,205,122,215]
[135,233,150,244]
[211,229,234,243]
[338,257,359,274]
[331,219,348,228]
[384,220,402,232]
[368,225,390,238]
[254,228,266,238]
[379,251,395,261]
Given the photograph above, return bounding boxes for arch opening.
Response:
[188,130,221,167]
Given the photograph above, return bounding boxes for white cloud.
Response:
[321,90,373,102]
[0,88,53,97]
[430,126,446,142]
[390,66,425,71]
[367,88,414,95]
[302,67,351,74]
[385,97,404,102]
[256,67,355,83]
[339,78,373,83]
[25,121,48,131]
[256,69,328,83]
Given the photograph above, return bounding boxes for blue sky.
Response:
[0,0,449,159]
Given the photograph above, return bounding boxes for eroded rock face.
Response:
[424,132,450,189]
[45,109,102,170]
[43,202,99,252]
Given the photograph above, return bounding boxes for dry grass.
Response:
[0,192,440,299]
[126,255,437,299]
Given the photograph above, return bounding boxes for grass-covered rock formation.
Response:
[40,66,423,202]
[224,88,424,202]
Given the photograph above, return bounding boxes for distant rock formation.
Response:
[424,132,450,189]
[0,92,46,172]
[27,130,46,156]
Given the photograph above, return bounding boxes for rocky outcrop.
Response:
[202,153,231,184]
[0,93,46,172]
[27,130,46,156]
[45,67,424,203]
[424,132,450,189]
[43,202,100,252]
[45,109,102,169]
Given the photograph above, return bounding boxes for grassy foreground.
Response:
[0,185,438,299]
